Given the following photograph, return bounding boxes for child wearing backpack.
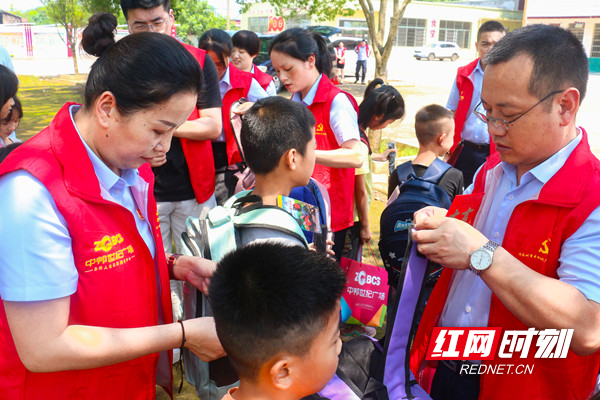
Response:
[344,79,406,261]
[387,104,463,201]
[236,96,317,246]
[380,104,463,288]
[210,243,347,400]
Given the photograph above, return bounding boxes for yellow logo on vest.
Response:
[86,233,135,273]
[538,239,550,255]
[517,238,550,264]
[315,123,326,135]
[94,234,124,252]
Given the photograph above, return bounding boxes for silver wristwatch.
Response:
[469,240,500,276]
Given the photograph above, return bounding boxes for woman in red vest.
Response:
[0,13,224,399]
[232,30,277,96]
[199,28,268,205]
[270,27,363,260]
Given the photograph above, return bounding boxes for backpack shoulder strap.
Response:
[421,158,452,183]
[233,207,310,248]
[395,161,415,184]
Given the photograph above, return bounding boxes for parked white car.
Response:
[413,42,460,61]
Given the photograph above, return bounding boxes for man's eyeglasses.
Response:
[473,90,564,132]
[130,18,167,33]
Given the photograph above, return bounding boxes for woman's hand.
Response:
[172,255,217,295]
[182,317,226,362]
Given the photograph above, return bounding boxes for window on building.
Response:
[439,20,471,48]
[568,22,585,42]
[286,14,311,29]
[338,19,369,39]
[592,24,600,57]
[248,17,269,34]
[395,18,426,47]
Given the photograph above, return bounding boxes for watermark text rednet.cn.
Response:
[425,327,574,375]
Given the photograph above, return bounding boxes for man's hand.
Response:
[172,255,217,295]
[412,206,488,270]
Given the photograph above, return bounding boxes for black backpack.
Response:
[379,159,452,290]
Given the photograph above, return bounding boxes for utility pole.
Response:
[227,0,231,30]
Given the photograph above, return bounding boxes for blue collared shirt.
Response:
[447,60,489,144]
[0,105,156,301]
[291,75,359,145]
[440,131,600,328]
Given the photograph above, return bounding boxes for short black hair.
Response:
[120,0,170,20]
[484,24,588,104]
[477,20,505,41]
[0,65,18,108]
[210,243,346,381]
[241,96,315,174]
[232,30,261,57]
[358,78,405,129]
[198,28,233,68]
[414,104,454,146]
[270,28,332,78]
[81,13,201,116]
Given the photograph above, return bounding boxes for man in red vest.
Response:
[410,24,600,400]
[120,0,222,328]
[446,21,505,187]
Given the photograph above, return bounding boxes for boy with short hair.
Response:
[209,243,347,400]
[388,104,464,200]
[237,96,317,246]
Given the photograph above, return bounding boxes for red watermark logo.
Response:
[425,327,573,375]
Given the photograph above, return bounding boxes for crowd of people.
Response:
[0,0,599,399]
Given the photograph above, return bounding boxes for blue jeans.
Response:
[355,59,367,83]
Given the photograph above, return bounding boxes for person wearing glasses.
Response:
[120,0,222,337]
[0,14,224,399]
[409,24,600,400]
[446,21,505,187]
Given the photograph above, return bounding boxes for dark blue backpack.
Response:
[379,159,452,289]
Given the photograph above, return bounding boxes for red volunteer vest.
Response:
[222,63,253,165]
[180,43,216,203]
[451,58,495,156]
[0,103,173,400]
[335,47,346,63]
[410,129,600,399]
[307,74,358,232]
[252,64,274,91]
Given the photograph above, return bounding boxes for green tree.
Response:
[172,0,229,44]
[43,0,89,74]
[237,0,356,22]
[10,6,53,25]
[358,0,411,80]
[235,0,410,80]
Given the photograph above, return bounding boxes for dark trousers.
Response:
[355,60,367,83]
[332,228,350,262]
[451,141,489,187]
[430,361,480,400]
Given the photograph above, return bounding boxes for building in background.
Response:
[523,0,600,72]
[240,1,522,52]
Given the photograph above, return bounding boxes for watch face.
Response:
[471,249,492,270]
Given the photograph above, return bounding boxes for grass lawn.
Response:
[16,75,86,141]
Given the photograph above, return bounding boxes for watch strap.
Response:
[167,253,183,277]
